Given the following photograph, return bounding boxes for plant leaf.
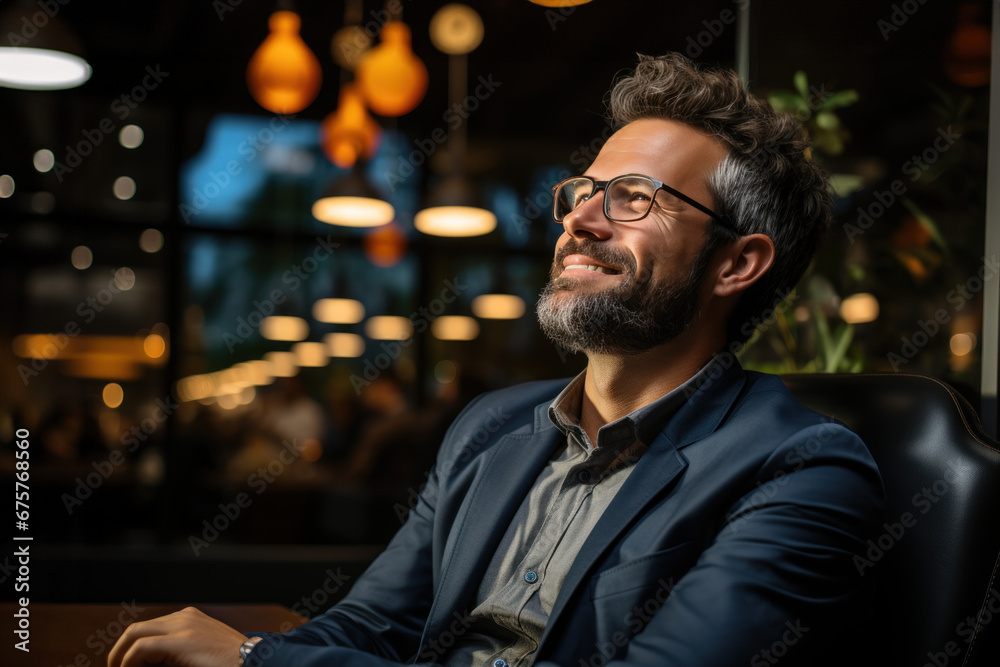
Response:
[794,70,809,98]
[813,306,833,360]
[820,89,859,110]
[825,322,855,372]
[769,91,804,113]
[828,174,864,198]
[901,197,949,254]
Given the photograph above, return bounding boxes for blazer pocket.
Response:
[585,542,698,645]
[589,540,696,601]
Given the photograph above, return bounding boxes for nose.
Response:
[560,190,614,241]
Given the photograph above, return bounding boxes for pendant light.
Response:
[355,19,428,117]
[319,83,381,168]
[313,0,392,228]
[0,1,91,90]
[527,0,592,6]
[472,294,526,319]
[330,0,372,71]
[312,162,394,227]
[415,4,495,237]
[247,9,322,114]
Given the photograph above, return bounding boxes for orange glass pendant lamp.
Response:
[356,21,428,116]
[247,10,322,114]
[528,0,591,6]
[363,221,408,267]
[320,83,381,168]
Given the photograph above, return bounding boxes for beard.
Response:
[535,238,713,356]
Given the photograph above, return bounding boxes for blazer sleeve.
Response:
[536,421,885,667]
[245,393,495,667]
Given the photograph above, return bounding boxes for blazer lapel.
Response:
[540,360,748,647]
[422,402,564,648]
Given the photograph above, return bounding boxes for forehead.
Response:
[586,118,728,198]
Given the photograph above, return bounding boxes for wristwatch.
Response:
[238,637,264,666]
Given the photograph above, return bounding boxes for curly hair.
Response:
[607,53,833,344]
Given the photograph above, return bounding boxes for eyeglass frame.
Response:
[550,173,737,234]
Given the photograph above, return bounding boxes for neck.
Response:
[578,326,723,445]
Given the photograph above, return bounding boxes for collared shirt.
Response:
[442,357,720,667]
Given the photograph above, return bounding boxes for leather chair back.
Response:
[782,373,1000,666]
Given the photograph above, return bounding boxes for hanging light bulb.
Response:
[429,4,484,56]
[414,175,496,237]
[363,221,408,267]
[247,10,322,114]
[417,5,494,237]
[527,0,591,6]
[320,83,381,168]
[0,2,91,90]
[331,0,370,71]
[313,163,395,227]
[356,21,428,116]
[332,26,372,71]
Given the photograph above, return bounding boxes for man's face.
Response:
[536,118,729,355]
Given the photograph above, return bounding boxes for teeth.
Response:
[566,264,611,274]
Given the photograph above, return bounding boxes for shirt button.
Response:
[524,570,538,583]
[494,660,508,667]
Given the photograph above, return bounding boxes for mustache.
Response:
[552,238,637,279]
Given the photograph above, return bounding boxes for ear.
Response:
[711,233,776,298]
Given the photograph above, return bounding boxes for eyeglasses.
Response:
[551,174,735,232]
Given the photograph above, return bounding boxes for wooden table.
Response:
[0,602,307,666]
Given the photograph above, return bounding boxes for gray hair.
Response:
[608,53,833,344]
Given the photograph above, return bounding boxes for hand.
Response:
[107,606,248,667]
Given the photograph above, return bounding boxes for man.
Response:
[109,53,884,667]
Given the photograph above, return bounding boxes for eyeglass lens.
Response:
[555,176,657,222]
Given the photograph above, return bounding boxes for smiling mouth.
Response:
[563,264,621,275]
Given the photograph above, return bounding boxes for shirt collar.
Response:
[547,354,723,454]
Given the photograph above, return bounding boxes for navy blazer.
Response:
[247,361,885,666]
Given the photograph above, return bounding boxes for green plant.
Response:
[768,71,858,156]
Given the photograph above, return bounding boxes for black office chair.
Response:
[782,372,1000,666]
